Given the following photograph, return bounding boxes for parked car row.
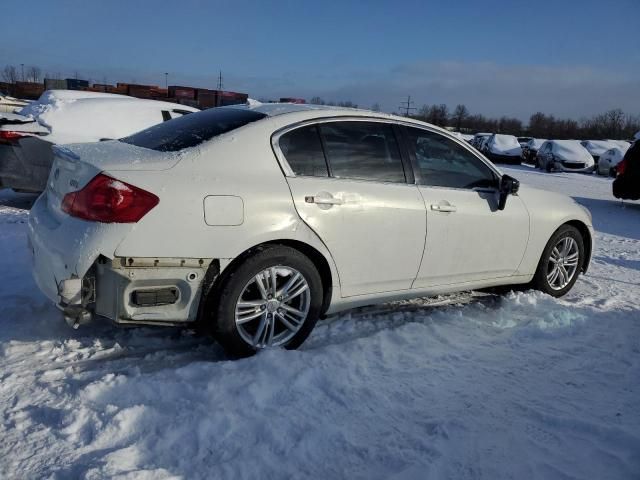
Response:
[466,131,632,176]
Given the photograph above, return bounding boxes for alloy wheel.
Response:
[234,266,311,348]
[546,237,580,290]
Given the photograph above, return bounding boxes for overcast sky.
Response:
[2,0,639,120]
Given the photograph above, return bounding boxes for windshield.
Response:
[120,107,267,152]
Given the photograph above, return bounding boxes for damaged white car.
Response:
[29,104,593,356]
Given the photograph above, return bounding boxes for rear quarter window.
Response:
[120,107,267,152]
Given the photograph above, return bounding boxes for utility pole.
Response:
[398,95,416,117]
[217,70,223,90]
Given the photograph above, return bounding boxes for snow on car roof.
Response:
[18,90,197,118]
[15,91,200,144]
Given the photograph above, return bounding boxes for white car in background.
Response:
[0,90,198,192]
[580,140,617,166]
[485,134,522,164]
[597,145,630,176]
[29,104,593,357]
[537,140,595,173]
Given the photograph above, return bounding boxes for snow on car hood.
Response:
[552,140,594,163]
[489,134,522,155]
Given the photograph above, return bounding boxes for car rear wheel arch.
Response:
[196,240,333,330]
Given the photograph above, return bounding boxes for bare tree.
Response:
[451,104,469,131]
[310,96,325,105]
[2,65,18,83]
[26,66,42,83]
[371,102,381,112]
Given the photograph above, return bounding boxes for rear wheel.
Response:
[531,225,585,297]
[210,246,323,357]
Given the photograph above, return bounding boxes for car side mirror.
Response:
[498,174,519,210]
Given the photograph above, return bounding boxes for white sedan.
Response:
[536,140,595,173]
[29,104,593,356]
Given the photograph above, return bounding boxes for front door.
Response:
[402,126,529,288]
[276,120,426,297]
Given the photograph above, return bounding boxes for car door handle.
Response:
[430,203,457,212]
[305,195,343,205]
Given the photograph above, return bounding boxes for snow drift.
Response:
[0,167,639,479]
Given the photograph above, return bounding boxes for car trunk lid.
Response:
[46,141,177,222]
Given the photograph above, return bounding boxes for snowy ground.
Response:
[1,166,639,479]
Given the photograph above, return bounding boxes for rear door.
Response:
[276,120,426,297]
[402,126,529,288]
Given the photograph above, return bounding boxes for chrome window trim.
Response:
[270,115,503,183]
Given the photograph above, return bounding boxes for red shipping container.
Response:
[168,86,195,100]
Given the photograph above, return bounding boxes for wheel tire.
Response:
[210,245,323,357]
[609,167,616,178]
[531,225,585,297]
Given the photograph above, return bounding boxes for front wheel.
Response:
[211,246,323,357]
[531,225,585,297]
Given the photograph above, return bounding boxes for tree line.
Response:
[410,103,640,140]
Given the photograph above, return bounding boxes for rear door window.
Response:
[120,107,267,152]
[279,125,328,177]
[319,121,406,183]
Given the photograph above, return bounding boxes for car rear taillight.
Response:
[0,130,31,144]
[616,157,628,176]
[61,173,159,223]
